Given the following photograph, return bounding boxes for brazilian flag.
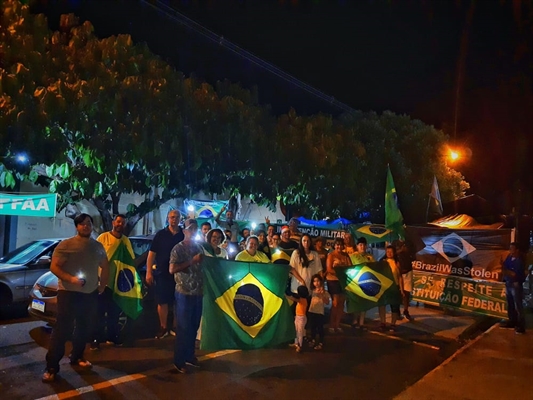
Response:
[110,242,143,319]
[336,261,402,313]
[201,257,295,351]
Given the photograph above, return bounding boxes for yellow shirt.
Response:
[235,250,271,264]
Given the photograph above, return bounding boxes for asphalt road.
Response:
[0,307,463,400]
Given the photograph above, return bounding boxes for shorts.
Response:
[402,271,413,293]
[327,280,342,295]
[154,273,176,305]
[390,303,401,314]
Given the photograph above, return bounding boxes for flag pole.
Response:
[425,194,431,223]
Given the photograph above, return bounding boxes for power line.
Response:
[140,0,357,115]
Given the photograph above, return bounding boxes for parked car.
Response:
[0,239,63,307]
[28,235,158,339]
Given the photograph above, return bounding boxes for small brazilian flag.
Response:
[336,261,402,313]
[111,242,143,320]
[201,257,295,351]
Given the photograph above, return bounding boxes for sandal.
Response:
[314,343,323,350]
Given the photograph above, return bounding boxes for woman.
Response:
[326,237,352,333]
[235,236,270,263]
[267,225,276,248]
[314,236,328,276]
[343,233,357,256]
[289,234,323,294]
[202,228,228,259]
[256,229,272,260]
[382,245,404,331]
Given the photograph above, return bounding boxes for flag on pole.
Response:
[110,242,143,320]
[201,257,295,351]
[336,261,402,313]
[385,166,405,238]
[429,176,443,215]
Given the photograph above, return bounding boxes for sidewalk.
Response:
[394,312,533,400]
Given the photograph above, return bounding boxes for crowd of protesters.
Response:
[41,207,528,381]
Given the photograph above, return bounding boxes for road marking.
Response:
[369,329,440,350]
[34,349,240,400]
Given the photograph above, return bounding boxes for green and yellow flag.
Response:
[336,261,402,313]
[385,166,405,239]
[110,242,143,320]
[201,257,295,351]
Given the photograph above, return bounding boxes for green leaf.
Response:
[58,163,70,179]
[83,150,93,167]
[0,171,6,187]
[49,180,57,193]
[94,181,103,196]
[126,203,136,213]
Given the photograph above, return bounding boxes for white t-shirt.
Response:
[290,250,322,293]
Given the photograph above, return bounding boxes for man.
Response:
[278,225,298,258]
[288,217,302,242]
[351,237,376,330]
[200,222,212,241]
[91,214,136,349]
[215,205,239,245]
[146,209,184,338]
[169,219,204,373]
[42,213,109,383]
[235,236,270,263]
[396,240,414,321]
[500,242,526,334]
[238,227,251,251]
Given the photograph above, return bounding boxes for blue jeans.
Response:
[174,292,203,368]
[506,282,525,330]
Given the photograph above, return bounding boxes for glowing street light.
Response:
[449,150,459,161]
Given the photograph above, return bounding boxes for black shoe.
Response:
[500,321,516,329]
[515,327,525,334]
[173,364,187,374]
[403,310,413,321]
[156,327,169,339]
[185,358,200,368]
[70,359,92,369]
[89,341,100,351]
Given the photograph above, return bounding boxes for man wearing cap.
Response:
[169,219,204,373]
[278,225,299,258]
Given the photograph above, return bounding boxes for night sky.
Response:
[31,0,533,210]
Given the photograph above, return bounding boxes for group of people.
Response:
[40,208,415,382]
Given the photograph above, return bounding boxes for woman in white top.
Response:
[290,234,323,294]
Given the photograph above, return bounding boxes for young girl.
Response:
[308,274,331,350]
[287,285,309,352]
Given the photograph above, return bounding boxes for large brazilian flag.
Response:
[336,261,402,313]
[110,242,143,320]
[201,257,295,351]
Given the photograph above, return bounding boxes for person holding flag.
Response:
[91,214,142,349]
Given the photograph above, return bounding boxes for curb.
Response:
[393,321,499,400]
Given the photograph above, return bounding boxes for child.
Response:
[287,285,309,352]
[308,274,331,350]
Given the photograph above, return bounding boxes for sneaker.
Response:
[185,358,200,368]
[389,325,397,332]
[89,341,100,351]
[500,321,516,329]
[173,364,187,374]
[156,327,169,339]
[168,329,176,337]
[327,327,335,334]
[515,327,525,335]
[403,310,413,321]
[42,370,56,383]
[70,359,92,369]
[313,343,323,350]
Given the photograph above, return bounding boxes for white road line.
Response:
[34,349,240,400]
[369,329,440,350]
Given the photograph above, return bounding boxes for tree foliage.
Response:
[0,0,468,233]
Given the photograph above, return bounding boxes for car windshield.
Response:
[0,240,56,265]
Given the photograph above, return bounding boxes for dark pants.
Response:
[173,292,202,368]
[93,287,121,344]
[46,290,98,372]
[308,312,325,344]
[506,282,525,329]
